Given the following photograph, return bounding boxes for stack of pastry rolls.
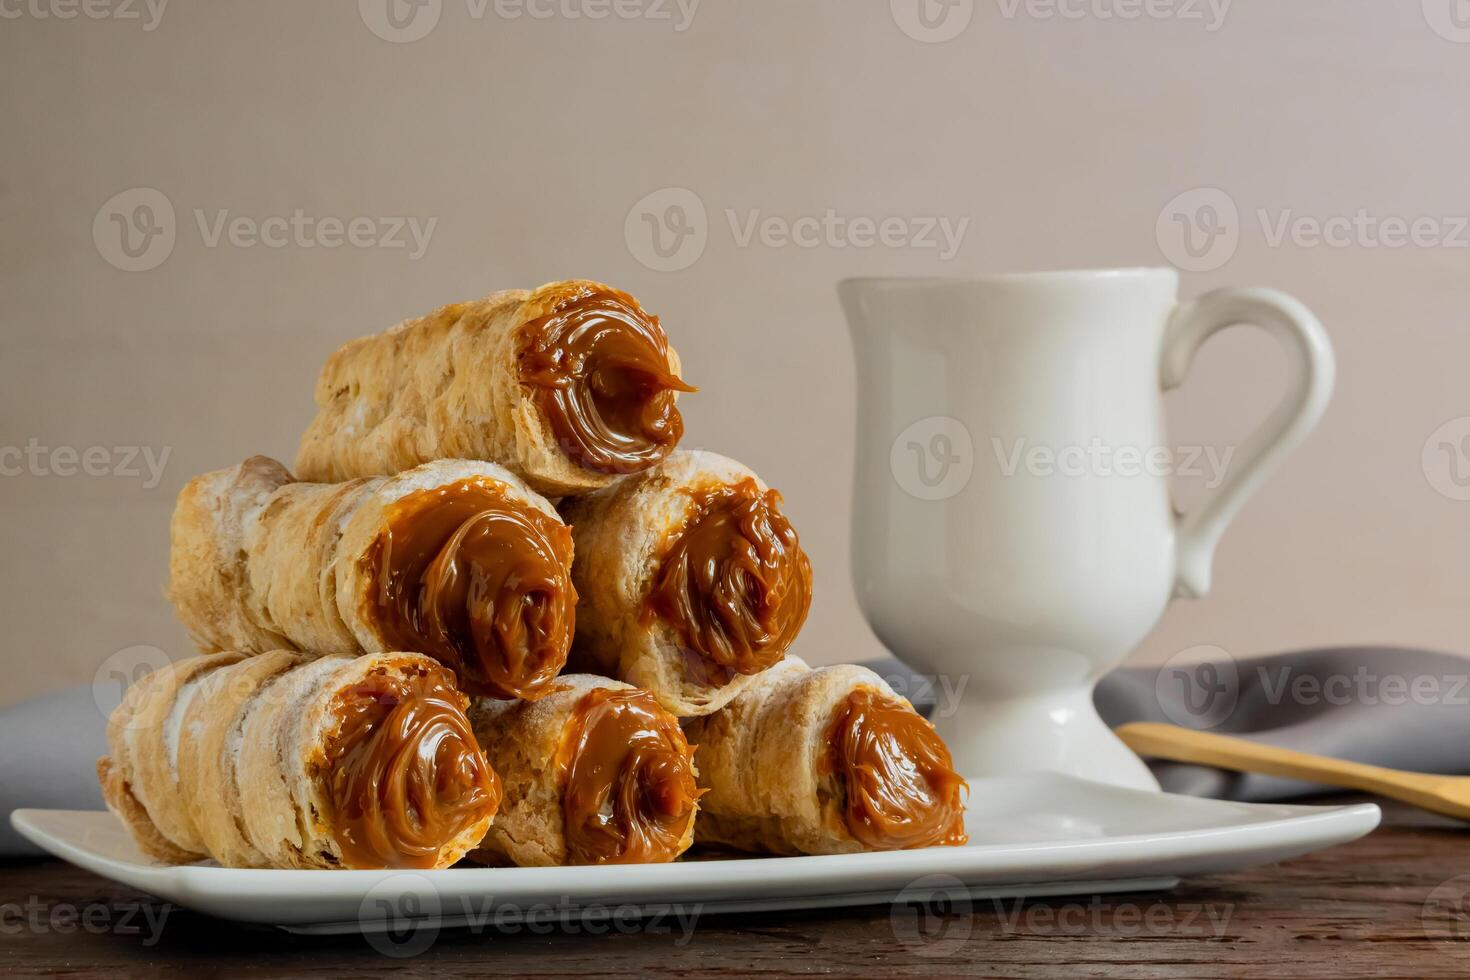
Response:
[100,277,967,870]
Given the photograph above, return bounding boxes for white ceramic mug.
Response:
[840,268,1334,790]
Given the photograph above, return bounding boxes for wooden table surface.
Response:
[3,797,1469,979]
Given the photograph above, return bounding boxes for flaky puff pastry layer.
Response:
[559,450,808,717]
[97,652,252,865]
[467,674,700,867]
[167,455,572,698]
[294,282,686,498]
[683,657,967,856]
[98,652,498,870]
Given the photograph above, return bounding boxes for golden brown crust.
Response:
[176,651,303,868]
[96,756,198,866]
[466,675,699,867]
[99,652,498,870]
[684,657,965,856]
[234,652,499,870]
[560,450,803,717]
[294,282,686,497]
[98,653,248,864]
[466,678,606,868]
[167,456,572,698]
[167,457,294,654]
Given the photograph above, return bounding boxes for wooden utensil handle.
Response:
[1114,722,1443,800]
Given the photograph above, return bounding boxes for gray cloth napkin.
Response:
[4,646,1465,858]
[880,645,1470,800]
[2,685,112,858]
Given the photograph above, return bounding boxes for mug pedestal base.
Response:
[933,687,1159,792]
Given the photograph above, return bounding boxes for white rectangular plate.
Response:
[12,774,1379,935]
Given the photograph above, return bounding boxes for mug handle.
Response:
[1161,287,1335,599]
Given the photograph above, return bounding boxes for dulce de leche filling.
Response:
[555,688,701,865]
[517,282,695,475]
[366,479,576,700]
[322,664,502,869]
[826,687,968,850]
[646,479,812,679]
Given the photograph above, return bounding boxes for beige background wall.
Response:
[3,0,1468,708]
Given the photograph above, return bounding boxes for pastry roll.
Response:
[97,651,501,869]
[559,449,812,717]
[684,657,968,856]
[168,455,576,700]
[467,674,701,867]
[295,280,694,497]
